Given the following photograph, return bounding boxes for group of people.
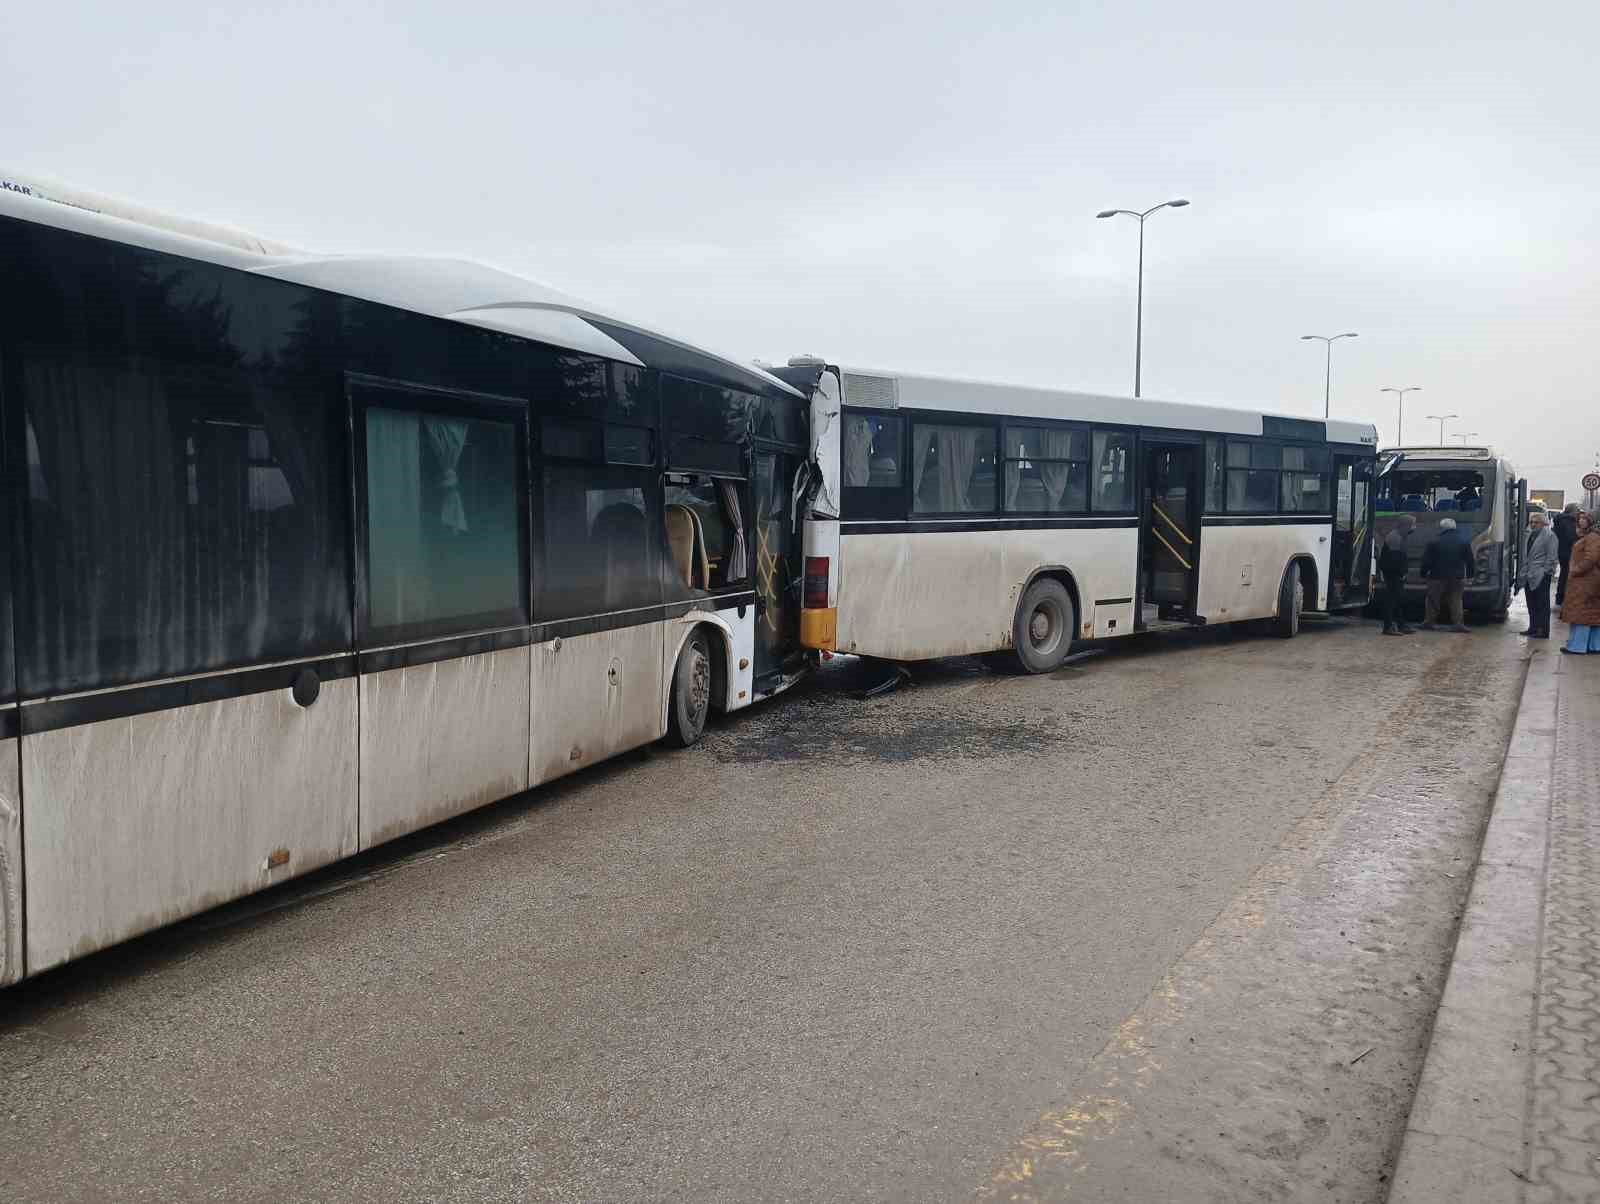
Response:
[1521,503,1600,653]
[1375,501,1600,652]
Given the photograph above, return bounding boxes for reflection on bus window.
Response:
[1204,437,1225,513]
[542,466,658,617]
[1092,430,1135,511]
[912,423,996,513]
[365,407,523,635]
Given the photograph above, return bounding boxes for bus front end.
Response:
[1374,446,1524,618]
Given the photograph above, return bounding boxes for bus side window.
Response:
[843,414,903,488]
[1204,438,1225,513]
[911,423,997,514]
[362,401,527,640]
[541,466,659,619]
[664,475,745,590]
[1092,430,1135,511]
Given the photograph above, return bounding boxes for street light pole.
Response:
[1380,386,1421,446]
[1424,412,1459,443]
[1300,332,1359,418]
[1097,198,1190,397]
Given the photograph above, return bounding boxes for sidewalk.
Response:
[1389,639,1600,1202]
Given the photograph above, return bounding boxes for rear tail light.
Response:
[803,556,829,609]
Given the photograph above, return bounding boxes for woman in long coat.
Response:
[1560,511,1600,653]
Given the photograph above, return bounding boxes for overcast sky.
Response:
[4,1,1597,491]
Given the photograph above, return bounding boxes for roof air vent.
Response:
[842,372,898,409]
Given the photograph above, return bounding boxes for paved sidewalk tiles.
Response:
[1390,645,1600,1203]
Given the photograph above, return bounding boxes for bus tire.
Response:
[665,628,713,748]
[1272,562,1303,639]
[1011,578,1075,673]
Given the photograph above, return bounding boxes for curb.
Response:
[1386,645,1557,1201]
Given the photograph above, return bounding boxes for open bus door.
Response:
[1331,452,1375,608]
[1509,474,1528,588]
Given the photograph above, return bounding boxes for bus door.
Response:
[1139,442,1200,625]
[1331,453,1374,608]
[753,447,804,686]
[1508,474,1527,585]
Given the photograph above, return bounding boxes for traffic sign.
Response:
[1584,472,1600,492]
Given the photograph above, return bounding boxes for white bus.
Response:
[1374,445,1526,620]
[0,178,811,984]
[771,360,1380,671]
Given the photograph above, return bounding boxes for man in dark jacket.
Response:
[1420,517,1476,632]
[1554,503,1580,604]
[1379,514,1416,636]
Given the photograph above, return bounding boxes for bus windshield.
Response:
[1376,465,1492,527]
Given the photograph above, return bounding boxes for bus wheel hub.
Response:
[1031,610,1051,643]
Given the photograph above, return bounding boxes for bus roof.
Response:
[0,173,801,401]
[832,365,1379,446]
[1385,445,1497,461]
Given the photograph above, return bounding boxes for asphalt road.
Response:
[0,611,1531,1203]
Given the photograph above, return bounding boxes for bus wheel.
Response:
[666,629,713,747]
[1272,563,1303,638]
[1012,578,1075,673]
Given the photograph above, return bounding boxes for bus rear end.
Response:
[767,357,842,653]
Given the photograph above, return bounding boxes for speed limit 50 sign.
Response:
[1584,472,1600,492]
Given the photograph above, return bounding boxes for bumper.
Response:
[1400,579,1503,610]
[799,606,837,651]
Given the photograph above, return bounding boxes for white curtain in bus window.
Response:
[912,424,996,513]
[844,416,875,487]
[365,407,522,635]
[1004,426,1088,512]
[1092,430,1135,511]
[17,351,350,695]
[843,415,902,488]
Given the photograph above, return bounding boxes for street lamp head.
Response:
[1300,334,1318,341]
[1095,209,1118,219]
[1341,331,1359,339]
[1166,198,1190,208]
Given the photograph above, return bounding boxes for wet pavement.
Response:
[0,613,1530,1202]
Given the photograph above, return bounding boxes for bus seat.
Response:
[1434,498,1458,510]
[1400,494,1426,511]
[595,502,650,609]
[1459,496,1481,510]
[665,503,697,588]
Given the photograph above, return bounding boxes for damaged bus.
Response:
[1374,445,1526,620]
[772,359,1380,672]
[0,176,809,985]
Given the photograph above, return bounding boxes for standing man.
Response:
[1520,509,1559,639]
[1419,517,1476,632]
[1554,502,1580,605]
[1379,514,1416,636]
